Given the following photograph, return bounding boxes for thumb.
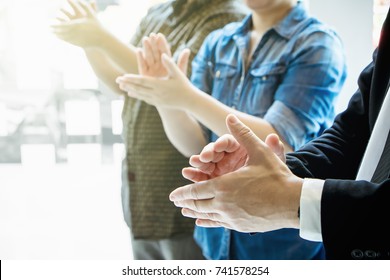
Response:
[225,114,267,163]
[177,48,191,76]
[161,53,183,78]
[265,133,286,163]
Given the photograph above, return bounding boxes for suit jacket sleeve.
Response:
[286,52,390,259]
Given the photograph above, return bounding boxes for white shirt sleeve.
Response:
[299,178,324,242]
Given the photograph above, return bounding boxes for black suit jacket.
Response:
[286,10,390,259]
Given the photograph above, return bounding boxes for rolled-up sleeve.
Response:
[266,30,347,150]
[264,100,306,150]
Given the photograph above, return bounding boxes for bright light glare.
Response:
[0,103,7,136]
[111,100,123,135]
[67,144,102,166]
[113,143,125,166]
[65,100,101,135]
[20,144,56,165]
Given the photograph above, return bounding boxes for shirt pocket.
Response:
[246,63,286,116]
[208,62,239,104]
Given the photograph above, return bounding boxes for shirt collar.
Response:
[225,1,309,40]
[273,1,309,39]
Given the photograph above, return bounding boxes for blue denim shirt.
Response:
[190,3,347,260]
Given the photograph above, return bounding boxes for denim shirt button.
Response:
[262,75,268,81]
[215,70,221,78]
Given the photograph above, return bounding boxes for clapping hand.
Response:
[52,0,106,49]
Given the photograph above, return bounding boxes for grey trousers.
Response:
[131,234,205,260]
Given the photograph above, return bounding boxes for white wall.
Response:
[308,0,374,113]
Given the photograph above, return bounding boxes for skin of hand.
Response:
[182,132,286,183]
[136,33,172,77]
[51,0,107,49]
[133,33,190,80]
[169,114,303,233]
[115,44,195,109]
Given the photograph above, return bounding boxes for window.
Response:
[0,0,163,165]
[0,0,165,260]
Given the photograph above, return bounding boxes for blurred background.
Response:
[0,0,388,259]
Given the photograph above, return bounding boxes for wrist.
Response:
[184,85,206,112]
[179,83,199,110]
[287,175,304,228]
[90,27,111,50]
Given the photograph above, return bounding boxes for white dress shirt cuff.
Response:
[299,178,324,242]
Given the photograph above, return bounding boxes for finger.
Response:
[142,37,155,66]
[177,48,191,75]
[189,155,204,167]
[90,0,98,12]
[189,155,216,172]
[225,114,268,162]
[51,29,74,41]
[116,74,155,90]
[181,208,220,221]
[117,81,152,97]
[120,83,150,95]
[148,33,161,64]
[67,0,85,17]
[214,134,242,153]
[190,160,217,175]
[173,197,214,213]
[196,219,231,229]
[116,79,151,97]
[169,181,215,202]
[50,23,73,33]
[59,8,73,20]
[135,48,148,76]
[161,53,183,78]
[198,142,225,163]
[182,167,211,183]
[78,0,94,17]
[264,133,286,162]
[54,16,67,23]
[156,33,172,57]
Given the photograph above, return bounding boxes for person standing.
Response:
[169,7,390,260]
[117,0,346,259]
[52,0,247,259]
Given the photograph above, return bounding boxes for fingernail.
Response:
[228,114,238,124]
[174,201,183,207]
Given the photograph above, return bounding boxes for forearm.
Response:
[83,28,139,95]
[84,49,126,95]
[187,87,293,152]
[96,30,139,74]
[157,107,208,157]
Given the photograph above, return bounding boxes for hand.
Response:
[182,134,249,183]
[51,0,106,49]
[183,131,286,183]
[137,33,172,78]
[115,49,194,108]
[169,114,303,233]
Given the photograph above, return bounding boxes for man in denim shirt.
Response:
[190,1,346,260]
[117,0,346,259]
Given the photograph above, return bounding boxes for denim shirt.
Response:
[190,3,347,259]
